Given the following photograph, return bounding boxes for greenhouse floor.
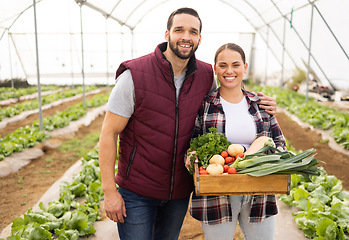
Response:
[2,101,348,239]
[0,158,307,239]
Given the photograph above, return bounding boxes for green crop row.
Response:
[0,147,111,240]
[0,86,59,100]
[0,86,98,121]
[280,168,349,239]
[278,141,349,239]
[251,86,349,150]
[0,93,108,160]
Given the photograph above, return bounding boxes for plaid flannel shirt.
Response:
[190,88,286,225]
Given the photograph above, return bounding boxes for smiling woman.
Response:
[188,42,286,240]
[214,46,248,102]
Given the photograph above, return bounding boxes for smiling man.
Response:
[98,7,276,240]
[165,12,201,60]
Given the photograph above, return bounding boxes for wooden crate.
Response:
[194,162,290,196]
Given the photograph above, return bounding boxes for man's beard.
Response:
[168,37,198,59]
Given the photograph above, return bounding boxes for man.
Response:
[98,7,276,240]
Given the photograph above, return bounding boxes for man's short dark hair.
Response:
[167,7,202,33]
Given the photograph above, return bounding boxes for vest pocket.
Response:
[126,146,137,179]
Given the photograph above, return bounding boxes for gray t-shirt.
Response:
[106,69,217,118]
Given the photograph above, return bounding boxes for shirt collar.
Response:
[207,88,260,106]
[157,42,198,78]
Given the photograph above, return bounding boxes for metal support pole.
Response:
[7,30,14,88]
[9,33,28,80]
[281,17,286,88]
[313,3,348,61]
[33,0,43,130]
[248,33,256,82]
[79,4,86,107]
[305,4,314,103]
[271,0,333,90]
[70,32,75,87]
[105,19,110,94]
[264,27,269,85]
[68,4,75,88]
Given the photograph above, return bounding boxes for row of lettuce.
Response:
[251,86,349,150]
[1,144,348,239]
[251,86,349,238]
[0,86,98,121]
[280,167,349,239]
[0,86,60,101]
[0,93,108,160]
[0,148,109,240]
[261,142,349,239]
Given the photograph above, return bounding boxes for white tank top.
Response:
[220,96,257,149]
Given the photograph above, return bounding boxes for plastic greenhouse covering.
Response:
[0,0,349,92]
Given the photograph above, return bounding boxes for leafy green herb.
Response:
[188,127,230,174]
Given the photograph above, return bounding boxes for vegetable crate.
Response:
[193,162,290,196]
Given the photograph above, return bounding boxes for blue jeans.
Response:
[117,187,190,240]
[201,195,275,240]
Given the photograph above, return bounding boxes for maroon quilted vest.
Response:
[114,42,213,200]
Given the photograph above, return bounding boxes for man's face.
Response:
[165,14,201,59]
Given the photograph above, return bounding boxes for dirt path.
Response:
[0,113,105,232]
[275,112,349,190]
[0,109,348,238]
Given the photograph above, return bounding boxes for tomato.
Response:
[220,151,229,158]
[199,169,208,175]
[223,165,229,173]
[199,166,204,171]
[227,167,237,174]
[236,153,245,159]
[225,156,235,164]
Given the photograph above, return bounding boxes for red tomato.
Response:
[223,165,229,173]
[220,151,229,158]
[225,156,235,164]
[228,167,237,174]
[236,153,245,159]
[199,169,208,175]
[199,166,204,171]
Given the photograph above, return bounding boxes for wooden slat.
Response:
[194,163,290,196]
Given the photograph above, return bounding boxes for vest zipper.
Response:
[126,146,137,179]
[169,70,191,199]
[169,100,179,200]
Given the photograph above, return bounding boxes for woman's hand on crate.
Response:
[185,150,196,171]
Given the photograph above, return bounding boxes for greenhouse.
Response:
[0,0,349,239]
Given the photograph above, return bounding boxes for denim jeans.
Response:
[201,195,276,240]
[117,187,190,240]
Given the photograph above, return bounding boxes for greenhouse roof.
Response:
[0,0,348,90]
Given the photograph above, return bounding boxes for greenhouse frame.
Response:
[1,0,348,94]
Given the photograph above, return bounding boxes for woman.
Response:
[187,43,286,239]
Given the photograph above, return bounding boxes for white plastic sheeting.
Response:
[0,0,348,90]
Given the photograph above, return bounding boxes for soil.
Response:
[275,112,349,189]
[0,99,348,239]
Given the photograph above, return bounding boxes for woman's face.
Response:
[214,49,248,89]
